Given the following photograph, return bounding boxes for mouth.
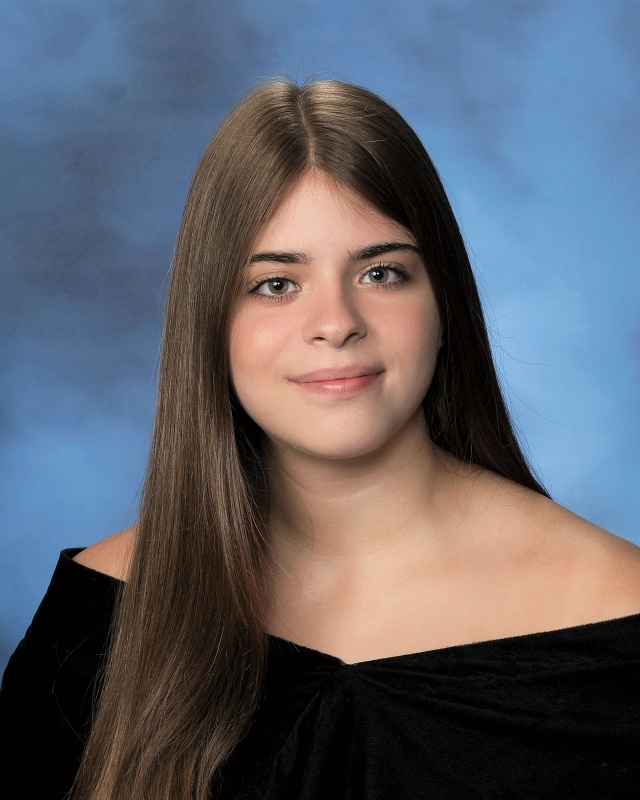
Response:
[292,371,383,397]
[292,366,384,383]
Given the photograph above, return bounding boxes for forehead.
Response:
[252,169,414,250]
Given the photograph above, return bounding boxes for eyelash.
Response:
[248,263,411,303]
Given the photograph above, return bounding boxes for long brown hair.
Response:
[73,78,548,800]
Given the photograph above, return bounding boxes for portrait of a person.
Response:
[2,78,639,800]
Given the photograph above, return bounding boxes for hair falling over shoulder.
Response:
[71,77,548,800]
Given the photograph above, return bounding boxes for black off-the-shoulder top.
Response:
[1,548,640,799]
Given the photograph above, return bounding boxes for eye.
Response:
[360,264,410,287]
[249,264,409,301]
[248,274,297,302]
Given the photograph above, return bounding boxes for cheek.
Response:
[392,300,441,400]
[249,325,289,354]
[229,310,291,389]
[228,313,254,394]
[395,296,440,354]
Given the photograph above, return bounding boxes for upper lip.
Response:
[291,364,383,382]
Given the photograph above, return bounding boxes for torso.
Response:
[263,472,640,664]
[74,473,640,666]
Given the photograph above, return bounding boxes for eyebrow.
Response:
[352,242,421,260]
[247,241,421,266]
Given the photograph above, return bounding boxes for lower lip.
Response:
[293,372,382,397]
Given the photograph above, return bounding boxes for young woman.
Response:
[2,78,640,800]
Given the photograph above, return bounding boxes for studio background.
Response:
[1,0,638,674]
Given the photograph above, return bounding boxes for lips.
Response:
[292,365,383,383]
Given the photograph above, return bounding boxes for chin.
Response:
[268,427,395,462]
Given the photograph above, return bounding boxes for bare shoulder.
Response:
[520,487,640,616]
[73,525,137,581]
[552,506,640,612]
[477,470,640,619]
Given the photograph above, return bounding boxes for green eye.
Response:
[361,265,410,286]
[249,275,295,302]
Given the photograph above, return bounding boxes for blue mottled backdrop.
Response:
[1,0,639,672]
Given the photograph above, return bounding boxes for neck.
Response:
[262,411,471,570]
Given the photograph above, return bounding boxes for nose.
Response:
[300,276,366,345]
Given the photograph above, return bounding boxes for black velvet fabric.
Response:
[2,549,640,799]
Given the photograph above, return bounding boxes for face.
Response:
[229,169,442,461]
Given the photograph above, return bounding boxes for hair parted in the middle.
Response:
[73,78,547,800]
